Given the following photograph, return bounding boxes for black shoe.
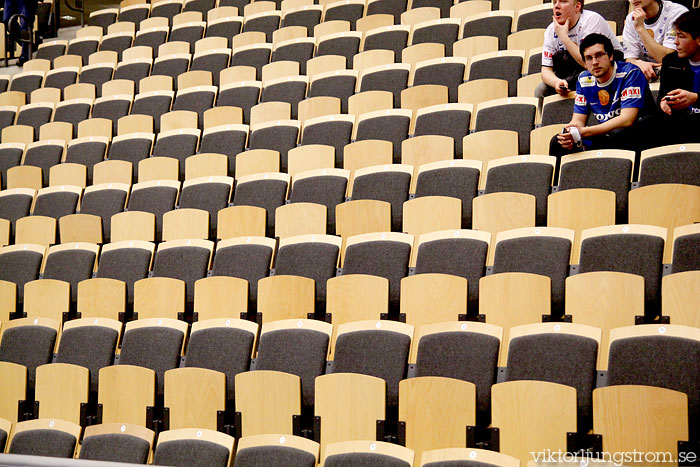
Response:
[17,56,28,67]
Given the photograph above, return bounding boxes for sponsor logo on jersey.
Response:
[579,76,595,87]
[621,87,641,100]
[575,93,587,105]
[544,50,553,58]
[598,90,610,106]
[595,108,621,121]
[616,72,627,78]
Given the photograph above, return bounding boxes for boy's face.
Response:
[675,28,700,59]
[629,0,653,10]
[583,43,613,78]
[553,0,581,25]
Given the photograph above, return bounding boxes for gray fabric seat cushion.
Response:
[9,429,76,458]
[78,188,128,242]
[270,42,315,74]
[10,75,44,97]
[672,233,700,273]
[260,81,307,119]
[56,325,118,393]
[274,242,339,306]
[100,35,133,60]
[579,233,664,304]
[307,74,356,113]
[133,30,168,52]
[178,183,230,232]
[65,141,108,182]
[79,66,114,98]
[255,328,329,406]
[154,439,229,467]
[131,95,173,132]
[342,240,411,313]
[0,428,7,453]
[152,134,199,179]
[323,3,363,28]
[198,128,247,176]
[169,26,205,53]
[23,145,65,186]
[462,16,511,48]
[300,121,353,167]
[205,20,242,47]
[325,452,411,467]
[0,147,25,188]
[231,48,271,80]
[235,445,316,467]
[248,125,299,173]
[43,249,98,302]
[608,335,700,426]
[315,36,360,68]
[107,137,153,179]
[172,91,216,126]
[506,334,597,418]
[216,85,260,124]
[119,326,184,396]
[0,326,57,390]
[32,192,80,219]
[53,102,90,131]
[639,151,700,187]
[359,69,409,107]
[484,162,552,225]
[79,433,150,464]
[0,250,44,303]
[363,29,408,61]
[351,172,411,231]
[232,179,288,237]
[469,57,523,98]
[414,110,471,158]
[97,247,152,305]
[365,0,406,22]
[0,193,33,227]
[113,63,151,93]
[67,40,99,65]
[243,15,280,42]
[414,167,479,228]
[211,244,273,306]
[558,157,632,217]
[492,236,571,315]
[412,62,464,102]
[332,330,410,406]
[288,176,348,232]
[414,238,488,315]
[185,326,254,400]
[415,332,499,414]
[152,246,210,308]
[127,186,179,241]
[92,99,131,133]
[355,116,410,164]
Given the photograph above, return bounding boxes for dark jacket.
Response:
[658,51,696,109]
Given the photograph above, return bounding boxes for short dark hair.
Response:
[579,33,614,59]
[675,9,700,39]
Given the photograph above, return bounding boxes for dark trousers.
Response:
[549,115,658,180]
[3,0,38,59]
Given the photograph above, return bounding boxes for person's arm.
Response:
[579,107,639,137]
[627,57,659,80]
[665,88,699,110]
[631,7,674,63]
[553,17,585,67]
[541,65,571,95]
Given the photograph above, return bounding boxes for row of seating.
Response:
[2,222,700,325]
[0,312,696,460]
[0,377,687,467]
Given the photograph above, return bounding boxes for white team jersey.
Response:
[622,0,688,62]
[542,10,623,67]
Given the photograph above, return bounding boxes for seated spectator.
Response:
[656,9,700,144]
[537,0,622,104]
[623,0,687,80]
[550,34,658,160]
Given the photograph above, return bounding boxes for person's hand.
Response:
[660,97,672,115]
[665,89,699,109]
[635,60,659,80]
[632,7,646,32]
[556,125,576,149]
[555,79,570,96]
[553,16,569,39]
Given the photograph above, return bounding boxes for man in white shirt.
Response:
[623,0,687,80]
[537,0,623,101]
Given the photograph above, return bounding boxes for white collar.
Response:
[596,62,617,87]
